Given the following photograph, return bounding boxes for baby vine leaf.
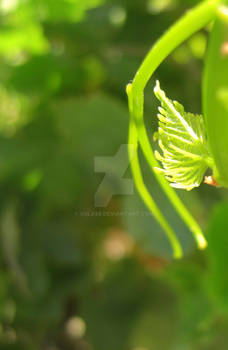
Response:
[154,80,213,191]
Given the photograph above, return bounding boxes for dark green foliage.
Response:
[0,0,228,349]
[207,202,228,313]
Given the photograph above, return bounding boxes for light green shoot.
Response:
[127,0,223,258]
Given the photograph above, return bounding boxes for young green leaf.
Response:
[154,80,213,191]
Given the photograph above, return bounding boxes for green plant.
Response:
[127,0,228,258]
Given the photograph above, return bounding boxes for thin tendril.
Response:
[127,84,183,259]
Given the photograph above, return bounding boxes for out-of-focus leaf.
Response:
[0,85,31,136]
[36,0,106,22]
[207,201,228,314]
[0,0,105,23]
[203,16,228,187]
[165,262,216,349]
[0,24,49,56]
[81,258,178,350]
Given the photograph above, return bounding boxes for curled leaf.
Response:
[154,80,213,191]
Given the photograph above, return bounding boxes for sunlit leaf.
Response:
[154,80,213,191]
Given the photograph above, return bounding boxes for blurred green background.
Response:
[0,0,228,349]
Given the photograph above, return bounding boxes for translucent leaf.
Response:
[154,80,212,191]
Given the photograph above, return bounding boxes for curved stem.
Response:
[127,85,183,259]
[133,0,222,92]
[128,0,222,253]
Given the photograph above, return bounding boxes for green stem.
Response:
[127,84,183,259]
[128,0,222,253]
[133,0,222,92]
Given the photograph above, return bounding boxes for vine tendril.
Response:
[127,0,222,257]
